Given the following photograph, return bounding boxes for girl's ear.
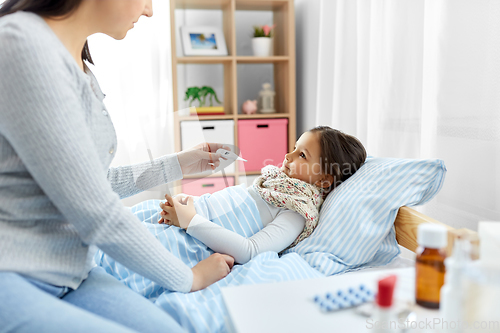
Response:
[315,174,334,189]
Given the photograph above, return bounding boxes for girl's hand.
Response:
[190,253,235,292]
[158,194,180,227]
[171,194,197,229]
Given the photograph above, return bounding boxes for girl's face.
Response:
[282,131,332,187]
[91,0,153,39]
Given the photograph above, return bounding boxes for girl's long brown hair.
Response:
[310,126,367,194]
[0,0,93,64]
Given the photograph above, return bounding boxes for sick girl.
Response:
[158,126,367,264]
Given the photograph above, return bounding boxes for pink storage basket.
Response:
[181,177,234,196]
[238,118,288,172]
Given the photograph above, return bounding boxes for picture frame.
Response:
[180,26,228,56]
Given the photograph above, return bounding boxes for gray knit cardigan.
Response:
[0,11,193,292]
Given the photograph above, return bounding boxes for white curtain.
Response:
[315,0,500,230]
[88,0,175,206]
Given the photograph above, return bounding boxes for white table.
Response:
[221,267,440,333]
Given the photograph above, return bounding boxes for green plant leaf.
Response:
[253,26,266,38]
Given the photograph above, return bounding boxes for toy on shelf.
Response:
[242,100,257,114]
[259,83,276,113]
[184,86,224,116]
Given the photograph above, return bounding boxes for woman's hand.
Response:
[177,142,230,176]
[190,253,235,292]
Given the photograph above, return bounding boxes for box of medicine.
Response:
[181,120,235,172]
[181,177,234,196]
[237,118,288,172]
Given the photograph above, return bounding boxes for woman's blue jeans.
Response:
[0,266,186,333]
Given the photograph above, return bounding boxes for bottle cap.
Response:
[418,223,448,249]
[376,275,397,307]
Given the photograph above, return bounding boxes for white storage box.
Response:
[181,120,235,173]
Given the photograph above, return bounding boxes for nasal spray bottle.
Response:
[440,236,469,333]
[374,275,397,333]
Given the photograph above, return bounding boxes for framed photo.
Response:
[180,26,228,56]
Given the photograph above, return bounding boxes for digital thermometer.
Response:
[215,148,247,186]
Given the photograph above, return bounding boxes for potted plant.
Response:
[252,24,276,57]
[184,86,225,116]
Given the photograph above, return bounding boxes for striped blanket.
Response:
[95,184,323,332]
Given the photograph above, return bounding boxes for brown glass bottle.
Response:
[415,246,446,309]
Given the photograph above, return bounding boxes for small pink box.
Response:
[181,177,234,196]
[238,118,288,172]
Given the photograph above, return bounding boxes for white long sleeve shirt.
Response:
[186,186,305,264]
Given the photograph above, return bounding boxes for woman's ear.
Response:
[315,174,334,189]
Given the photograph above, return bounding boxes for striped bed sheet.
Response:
[95,184,324,332]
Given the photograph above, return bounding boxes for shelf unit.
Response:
[170,0,296,190]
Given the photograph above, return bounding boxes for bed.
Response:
[395,206,479,259]
[95,156,478,332]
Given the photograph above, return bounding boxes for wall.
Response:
[294,0,321,137]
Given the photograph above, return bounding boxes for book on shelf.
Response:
[190,106,225,116]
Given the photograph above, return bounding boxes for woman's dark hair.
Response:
[310,126,367,194]
[0,0,93,64]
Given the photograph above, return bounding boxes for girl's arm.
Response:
[186,210,305,264]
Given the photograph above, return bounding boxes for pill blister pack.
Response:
[313,285,376,312]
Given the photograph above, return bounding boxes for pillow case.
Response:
[283,156,447,276]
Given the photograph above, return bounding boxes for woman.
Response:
[0,0,234,331]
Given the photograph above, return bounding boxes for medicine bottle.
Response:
[415,223,448,309]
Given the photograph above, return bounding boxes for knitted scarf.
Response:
[253,165,324,250]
